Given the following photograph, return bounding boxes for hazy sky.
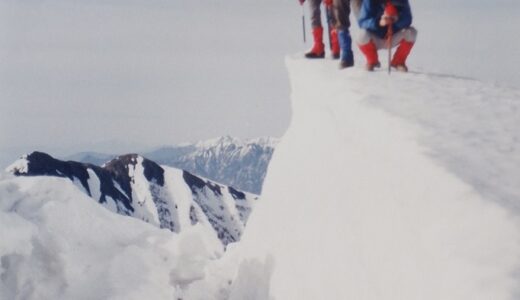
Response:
[1,0,519,166]
[0,0,300,162]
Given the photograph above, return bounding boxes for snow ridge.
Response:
[229,57,520,299]
[7,152,258,246]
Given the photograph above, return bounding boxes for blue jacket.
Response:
[358,0,413,39]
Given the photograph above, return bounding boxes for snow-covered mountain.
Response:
[3,57,520,299]
[67,136,277,195]
[143,136,277,194]
[7,152,258,246]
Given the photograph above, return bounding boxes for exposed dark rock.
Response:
[228,186,246,200]
[8,151,257,246]
[183,171,222,196]
[17,152,134,213]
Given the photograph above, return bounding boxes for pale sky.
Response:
[1,0,519,167]
[0,0,300,164]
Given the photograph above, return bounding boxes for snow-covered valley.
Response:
[2,57,520,299]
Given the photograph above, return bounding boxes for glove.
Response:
[380,2,398,26]
[323,0,332,6]
[383,2,398,19]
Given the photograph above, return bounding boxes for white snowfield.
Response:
[0,174,229,300]
[229,58,520,300]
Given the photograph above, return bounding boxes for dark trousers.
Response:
[309,0,339,29]
[332,0,351,31]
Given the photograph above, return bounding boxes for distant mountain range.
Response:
[66,136,278,194]
[7,152,258,246]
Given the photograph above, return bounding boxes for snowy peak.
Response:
[192,135,277,151]
[8,152,144,218]
[9,151,88,178]
[66,136,278,194]
[194,135,242,148]
[7,152,258,245]
[103,154,165,197]
[115,154,165,186]
[146,136,278,194]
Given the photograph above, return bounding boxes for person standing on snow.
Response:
[356,0,417,72]
[299,0,341,60]
[331,0,354,69]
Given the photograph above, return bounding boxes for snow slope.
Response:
[229,57,520,299]
[0,174,226,300]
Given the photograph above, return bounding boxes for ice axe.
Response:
[386,20,393,75]
[301,3,306,43]
[384,0,397,74]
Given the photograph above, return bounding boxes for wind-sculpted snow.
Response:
[6,152,258,246]
[0,174,228,299]
[358,73,520,212]
[229,57,520,299]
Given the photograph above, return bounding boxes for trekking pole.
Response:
[387,20,393,75]
[301,4,306,43]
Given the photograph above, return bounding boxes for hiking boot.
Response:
[391,39,414,71]
[338,30,354,69]
[366,62,381,71]
[339,59,354,69]
[391,64,408,72]
[359,41,379,72]
[305,27,325,59]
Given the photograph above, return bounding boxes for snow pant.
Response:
[357,27,418,49]
[309,0,337,29]
[350,0,362,18]
[332,0,351,31]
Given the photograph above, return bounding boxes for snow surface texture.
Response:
[0,174,227,300]
[229,58,520,299]
[6,152,258,246]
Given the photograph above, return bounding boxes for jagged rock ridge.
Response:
[70,136,277,194]
[7,152,258,245]
[150,136,277,195]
